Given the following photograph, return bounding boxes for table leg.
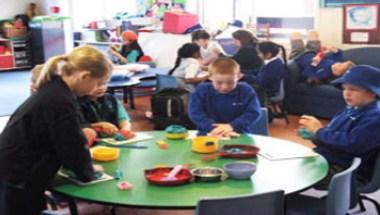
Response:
[126,87,135,109]
[67,197,78,215]
[122,87,128,104]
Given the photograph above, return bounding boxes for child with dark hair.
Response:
[245,41,287,106]
[108,30,144,64]
[231,29,262,71]
[169,43,209,92]
[191,29,223,65]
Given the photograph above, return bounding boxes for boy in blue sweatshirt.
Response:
[300,65,380,185]
[189,58,261,137]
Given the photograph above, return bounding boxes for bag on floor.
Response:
[150,88,195,130]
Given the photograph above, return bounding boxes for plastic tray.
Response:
[219,144,259,158]
[144,167,192,186]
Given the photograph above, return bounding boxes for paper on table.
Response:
[58,171,114,186]
[254,136,319,160]
[113,64,150,72]
[101,132,153,145]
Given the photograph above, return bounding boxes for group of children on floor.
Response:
[1,27,380,215]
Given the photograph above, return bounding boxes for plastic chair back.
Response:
[269,79,285,102]
[326,158,361,215]
[358,150,380,193]
[251,107,269,136]
[196,190,284,215]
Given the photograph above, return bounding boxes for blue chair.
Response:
[286,158,362,215]
[155,74,179,92]
[196,190,284,215]
[268,79,289,124]
[251,107,269,136]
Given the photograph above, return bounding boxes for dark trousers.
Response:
[0,180,46,215]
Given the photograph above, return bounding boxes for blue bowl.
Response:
[223,162,256,180]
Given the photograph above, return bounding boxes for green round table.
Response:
[52,131,328,211]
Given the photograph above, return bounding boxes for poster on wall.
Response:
[138,0,187,18]
[343,4,380,44]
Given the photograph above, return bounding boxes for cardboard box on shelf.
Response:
[163,12,198,34]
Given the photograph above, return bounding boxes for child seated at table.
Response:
[191,29,223,66]
[189,58,261,137]
[299,65,380,187]
[108,30,144,64]
[169,43,209,92]
[243,41,287,106]
[78,80,132,138]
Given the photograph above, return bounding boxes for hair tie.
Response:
[61,55,69,61]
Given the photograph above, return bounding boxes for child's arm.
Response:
[185,75,209,84]
[91,122,119,135]
[50,113,94,182]
[116,99,131,130]
[315,114,380,155]
[188,86,215,133]
[108,47,128,64]
[229,88,261,132]
[126,50,140,63]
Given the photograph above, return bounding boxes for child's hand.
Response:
[93,164,104,173]
[210,124,234,137]
[299,115,323,134]
[82,127,97,147]
[311,55,321,66]
[94,122,119,135]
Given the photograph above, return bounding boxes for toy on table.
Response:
[298,128,314,140]
[165,124,188,140]
[117,181,133,190]
[156,140,168,150]
[162,165,183,181]
[201,144,259,161]
[144,166,192,186]
[91,146,120,162]
[94,127,136,141]
[192,136,219,154]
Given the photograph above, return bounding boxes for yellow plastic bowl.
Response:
[91,146,120,162]
[192,136,219,153]
[166,132,189,140]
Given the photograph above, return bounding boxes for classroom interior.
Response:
[1,0,380,214]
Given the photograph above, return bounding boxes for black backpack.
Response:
[151,88,195,130]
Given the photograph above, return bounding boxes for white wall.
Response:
[0,0,43,19]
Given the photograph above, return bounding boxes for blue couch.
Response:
[284,47,380,119]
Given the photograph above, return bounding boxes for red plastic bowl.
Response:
[144,167,192,186]
[219,144,259,158]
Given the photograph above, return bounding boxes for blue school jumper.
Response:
[244,58,286,97]
[189,82,261,135]
[297,50,344,82]
[314,101,380,179]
